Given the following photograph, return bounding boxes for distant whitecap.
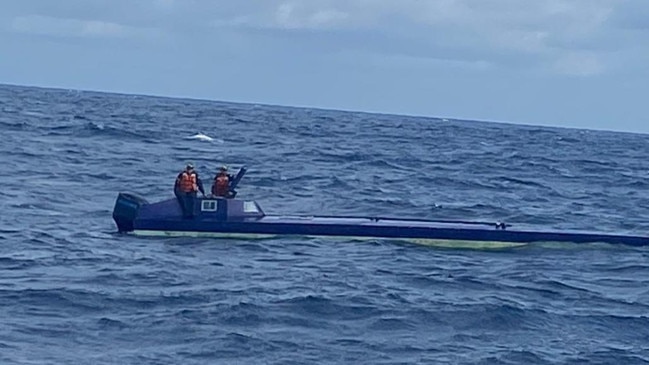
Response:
[186,133,214,142]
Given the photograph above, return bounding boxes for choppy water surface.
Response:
[1,84,649,364]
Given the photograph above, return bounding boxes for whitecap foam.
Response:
[185,133,216,142]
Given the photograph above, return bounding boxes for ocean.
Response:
[1,83,649,364]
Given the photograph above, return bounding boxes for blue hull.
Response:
[135,217,649,246]
[113,193,649,247]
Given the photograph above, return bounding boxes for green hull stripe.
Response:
[131,230,528,248]
[133,230,277,239]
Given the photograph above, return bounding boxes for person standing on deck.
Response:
[174,163,205,218]
[212,165,235,198]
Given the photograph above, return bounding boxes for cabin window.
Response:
[244,201,259,213]
[201,200,217,212]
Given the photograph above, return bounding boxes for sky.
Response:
[1,0,649,133]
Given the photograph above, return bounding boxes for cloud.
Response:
[10,14,162,40]
[274,2,349,30]
[209,1,352,30]
[201,0,630,76]
[553,51,605,77]
[608,1,649,30]
[4,0,648,77]
[153,0,175,11]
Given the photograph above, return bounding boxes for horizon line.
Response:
[1,81,644,136]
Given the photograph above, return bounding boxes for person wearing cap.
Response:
[211,165,234,198]
[174,163,205,218]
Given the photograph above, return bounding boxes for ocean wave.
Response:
[272,294,384,321]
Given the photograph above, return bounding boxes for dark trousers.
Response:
[175,190,197,218]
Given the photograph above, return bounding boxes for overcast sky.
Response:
[1,1,648,133]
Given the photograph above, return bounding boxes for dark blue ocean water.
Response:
[1,83,649,364]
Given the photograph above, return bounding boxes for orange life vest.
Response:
[213,175,229,197]
[179,172,198,193]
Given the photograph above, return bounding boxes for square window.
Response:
[201,200,217,212]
